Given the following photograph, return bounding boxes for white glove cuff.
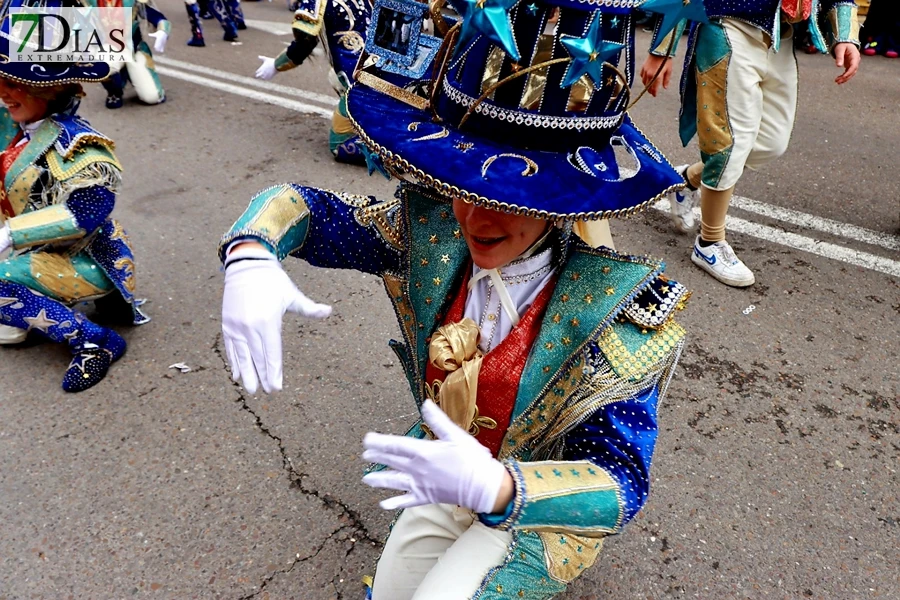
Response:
[224,244,278,268]
[0,223,11,249]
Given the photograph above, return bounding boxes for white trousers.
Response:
[703,19,798,190]
[372,503,513,600]
[128,51,166,105]
[0,323,27,344]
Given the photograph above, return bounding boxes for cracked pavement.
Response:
[0,7,897,598]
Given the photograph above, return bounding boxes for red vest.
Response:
[0,133,25,218]
[425,268,556,457]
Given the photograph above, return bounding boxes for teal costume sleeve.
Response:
[8,186,115,249]
[820,1,860,51]
[482,381,662,536]
[219,183,404,276]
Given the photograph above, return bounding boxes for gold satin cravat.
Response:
[426,318,497,436]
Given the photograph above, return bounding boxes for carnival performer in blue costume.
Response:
[184,0,245,46]
[221,0,690,596]
[639,0,860,287]
[254,0,371,163]
[0,0,149,392]
[89,0,169,109]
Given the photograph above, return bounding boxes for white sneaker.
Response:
[691,237,755,287]
[669,165,698,233]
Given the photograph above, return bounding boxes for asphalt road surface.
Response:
[1,3,897,598]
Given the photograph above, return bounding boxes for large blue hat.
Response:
[0,0,111,86]
[346,0,684,220]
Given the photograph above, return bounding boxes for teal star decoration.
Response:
[641,0,709,42]
[609,15,620,29]
[360,143,391,179]
[457,0,520,60]
[525,2,539,15]
[559,16,625,89]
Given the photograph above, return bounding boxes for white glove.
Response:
[0,224,11,255]
[255,56,277,80]
[362,400,508,513]
[222,246,332,394]
[148,30,168,54]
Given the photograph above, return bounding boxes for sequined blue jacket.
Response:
[650,0,860,56]
[220,182,690,581]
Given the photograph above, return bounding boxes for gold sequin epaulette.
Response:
[597,317,686,381]
[292,0,326,36]
[45,144,122,181]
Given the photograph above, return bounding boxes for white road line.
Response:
[155,66,333,119]
[729,194,900,252]
[154,56,338,107]
[656,200,900,278]
[242,18,293,36]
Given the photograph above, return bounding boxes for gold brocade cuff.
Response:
[827,4,860,52]
[8,205,84,249]
[274,52,296,72]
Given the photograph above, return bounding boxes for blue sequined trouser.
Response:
[209,0,244,36]
[0,251,115,349]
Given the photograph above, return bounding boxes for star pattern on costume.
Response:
[360,143,391,180]
[24,308,59,333]
[525,2,539,15]
[457,0,520,61]
[640,0,709,42]
[68,352,97,375]
[559,16,625,89]
[0,296,17,308]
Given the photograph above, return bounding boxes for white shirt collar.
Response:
[464,244,558,353]
[16,119,45,146]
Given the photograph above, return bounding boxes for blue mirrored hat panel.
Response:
[365,0,444,78]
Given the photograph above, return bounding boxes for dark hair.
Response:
[25,82,85,116]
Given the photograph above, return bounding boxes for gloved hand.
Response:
[0,224,11,255]
[148,30,168,54]
[222,246,332,394]
[255,56,277,80]
[362,400,508,513]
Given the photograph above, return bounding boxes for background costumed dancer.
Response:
[254,0,371,163]
[0,0,149,392]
